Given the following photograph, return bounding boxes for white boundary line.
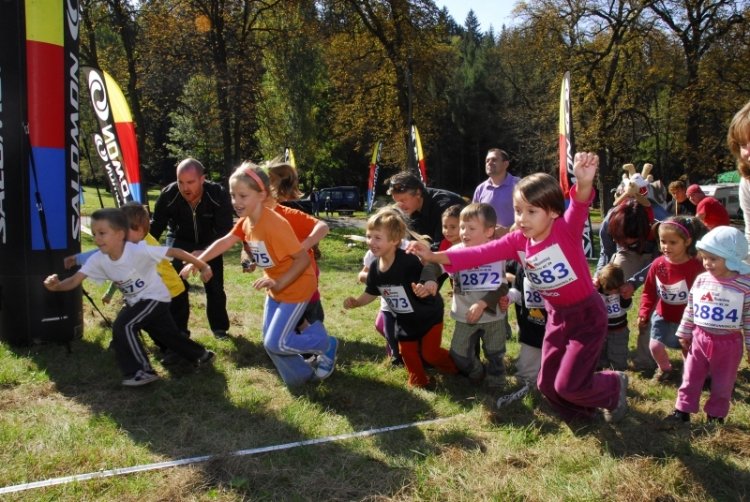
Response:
[0,416,457,495]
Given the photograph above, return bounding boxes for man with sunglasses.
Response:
[387,171,464,250]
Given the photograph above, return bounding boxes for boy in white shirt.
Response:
[44,208,215,386]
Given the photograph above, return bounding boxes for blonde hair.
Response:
[727,100,750,178]
[230,161,270,193]
[366,206,430,246]
[460,203,496,229]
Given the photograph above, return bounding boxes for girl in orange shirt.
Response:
[183,163,338,386]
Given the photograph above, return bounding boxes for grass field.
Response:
[1,203,749,500]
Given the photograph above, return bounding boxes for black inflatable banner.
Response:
[0,0,83,345]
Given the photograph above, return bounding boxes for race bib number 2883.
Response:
[523,244,577,291]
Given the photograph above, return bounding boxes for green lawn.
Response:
[0,212,748,500]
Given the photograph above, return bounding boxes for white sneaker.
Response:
[603,371,628,423]
[122,370,159,387]
[314,337,339,380]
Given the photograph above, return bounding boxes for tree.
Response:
[255,1,340,188]
[339,0,442,163]
[647,0,745,172]
[512,0,658,212]
[166,74,224,175]
[183,0,280,178]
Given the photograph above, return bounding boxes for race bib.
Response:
[458,261,504,292]
[116,276,146,299]
[603,293,624,319]
[655,277,689,305]
[691,283,743,330]
[522,278,545,309]
[379,285,414,314]
[246,241,275,268]
[523,244,577,291]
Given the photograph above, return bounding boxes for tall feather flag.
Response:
[559,72,595,258]
[284,147,296,168]
[82,66,142,205]
[367,141,382,213]
[410,123,428,185]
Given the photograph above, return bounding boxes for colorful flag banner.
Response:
[284,147,296,168]
[0,0,83,344]
[410,124,428,185]
[367,141,382,213]
[82,66,142,205]
[559,72,595,259]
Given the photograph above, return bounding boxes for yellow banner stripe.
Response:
[25,0,63,46]
[104,71,134,123]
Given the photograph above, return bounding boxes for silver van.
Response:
[699,183,741,219]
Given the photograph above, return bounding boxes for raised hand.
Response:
[573,151,598,187]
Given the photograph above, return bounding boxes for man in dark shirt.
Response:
[666,180,696,216]
[150,158,234,338]
[387,171,465,250]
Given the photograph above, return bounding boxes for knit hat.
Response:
[696,226,750,274]
[686,184,704,197]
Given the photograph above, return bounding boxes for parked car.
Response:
[699,183,741,219]
[281,198,313,215]
[319,186,361,215]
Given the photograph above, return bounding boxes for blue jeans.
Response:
[262,296,330,386]
[650,312,682,349]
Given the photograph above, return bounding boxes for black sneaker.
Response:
[195,350,215,367]
[212,330,229,339]
[665,409,690,423]
[160,350,182,366]
[707,415,724,424]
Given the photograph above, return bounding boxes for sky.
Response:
[438,0,520,32]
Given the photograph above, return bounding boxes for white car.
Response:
[700,183,741,219]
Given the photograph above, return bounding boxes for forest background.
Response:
[82,0,750,213]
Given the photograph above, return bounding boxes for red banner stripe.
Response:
[115,122,141,183]
[26,40,64,148]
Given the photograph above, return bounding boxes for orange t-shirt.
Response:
[231,207,316,303]
[274,204,321,302]
[274,204,319,273]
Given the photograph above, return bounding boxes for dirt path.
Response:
[322,215,366,230]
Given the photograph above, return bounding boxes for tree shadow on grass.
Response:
[2,334,440,499]
[223,330,503,477]
[560,377,750,500]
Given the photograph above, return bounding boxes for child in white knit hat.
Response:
[666,225,750,425]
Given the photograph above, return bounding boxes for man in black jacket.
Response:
[151,158,234,338]
[387,171,465,250]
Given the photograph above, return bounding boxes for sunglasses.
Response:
[389,183,415,194]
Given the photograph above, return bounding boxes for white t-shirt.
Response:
[80,241,172,305]
[740,177,750,250]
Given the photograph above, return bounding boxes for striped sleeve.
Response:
[676,288,695,340]
[740,275,750,350]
